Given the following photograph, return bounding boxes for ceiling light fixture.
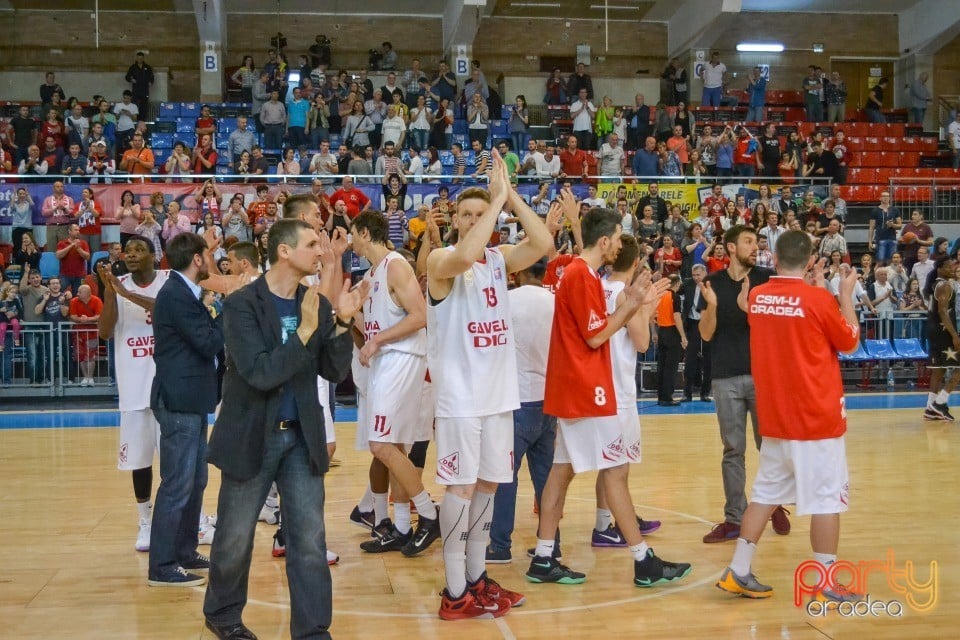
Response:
[736,42,785,53]
[590,4,639,8]
[511,2,562,7]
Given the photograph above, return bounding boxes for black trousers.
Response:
[657,325,683,402]
[683,319,712,399]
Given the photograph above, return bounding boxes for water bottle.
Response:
[887,368,895,391]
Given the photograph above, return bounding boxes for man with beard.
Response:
[98,237,169,552]
[698,225,790,544]
[147,232,224,587]
[528,207,690,588]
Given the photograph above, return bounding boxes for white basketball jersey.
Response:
[363,251,426,356]
[603,279,637,409]
[427,247,519,418]
[114,270,170,411]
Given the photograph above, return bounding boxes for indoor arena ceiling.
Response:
[0,0,924,19]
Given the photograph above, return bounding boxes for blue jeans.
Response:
[264,124,285,150]
[511,132,527,156]
[489,402,556,552]
[875,239,896,263]
[309,127,329,148]
[866,109,887,124]
[149,403,208,577]
[734,163,756,178]
[745,106,764,122]
[702,87,722,107]
[409,128,428,151]
[25,329,48,383]
[204,426,332,640]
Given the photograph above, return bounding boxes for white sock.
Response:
[265,482,279,509]
[358,484,375,512]
[465,491,494,584]
[814,552,837,567]
[393,502,412,534]
[936,390,950,404]
[136,501,152,522]
[412,490,437,520]
[373,492,389,525]
[595,508,613,531]
[730,538,757,577]
[629,541,650,562]
[440,493,472,598]
[534,538,555,559]
[928,392,937,407]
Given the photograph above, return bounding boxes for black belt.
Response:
[277,419,300,431]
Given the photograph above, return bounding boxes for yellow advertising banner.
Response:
[593,182,823,219]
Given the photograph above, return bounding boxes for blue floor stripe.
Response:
[0,393,947,430]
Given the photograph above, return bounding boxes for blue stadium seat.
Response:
[153,149,170,166]
[158,102,180,119]
[89,250,109,269]
[180,102,200,118]
[452,134,468,147]
[892,338,928,359]
[215,132,231,148]
[489,119,508,136]
[219,118,238,133]
[152,133,174,149]
[175,118,194,134]
[838,341,872,362]
[501,105,513,120]
[863,339,898,360]
[452,120,468,135]
[39,252,59,280]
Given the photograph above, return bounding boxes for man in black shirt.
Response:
[698,225,789,543]
[9,105,38,165]
[125,52,155,120]
[635,181,669,225]
[802,140,838,182]
[39,72,65,106]
[756,123,781,178]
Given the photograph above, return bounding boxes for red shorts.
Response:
[73,329,99,362]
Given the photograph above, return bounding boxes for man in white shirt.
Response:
[910,246,935,303]
[699,52,727,107]
[535,145,560,180]
[758,210,784,252]
[570,88,597,151]
[598,133,626,177]
[582,184,605,209]
[829,183,848,222]
[308,139,339,184]
[113,90,139,152]
[487,259,556,564]
[948,111,960,170]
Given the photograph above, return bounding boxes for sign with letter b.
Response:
[455,56,469,76]
[204,53,218,72]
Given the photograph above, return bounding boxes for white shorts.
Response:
[416,379,435,442]
[750,436,850,516]
[435,411,514,485]
[117,409,160,471]
[366,351,427,445]
[617,405,642,464]
[352,346,369,451]
[317,377,335,444]
[554,415,626,474]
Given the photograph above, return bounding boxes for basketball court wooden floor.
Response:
[0,405,956,639]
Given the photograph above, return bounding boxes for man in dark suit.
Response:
[203,219,368,640]
[682,264,712,402]
[148,232,224,587]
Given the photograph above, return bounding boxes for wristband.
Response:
[335,315,354,330]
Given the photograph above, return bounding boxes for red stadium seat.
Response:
[899,152,921,167]
[878,152,901,167]
[886,123,906,137]
[844,122,869,137]
[861,137,882,151]
[881,137,901,151]
[900,137,919,151]
[860,151,882,167]
[876,168,897,183]
[847,152,863,168]
[919,138,939,152]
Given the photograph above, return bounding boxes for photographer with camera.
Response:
[310,34,332,69]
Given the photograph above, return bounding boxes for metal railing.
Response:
[0,322,115,397]
[889,177,960,222]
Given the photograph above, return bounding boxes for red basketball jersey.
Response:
[544,257,617,418]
